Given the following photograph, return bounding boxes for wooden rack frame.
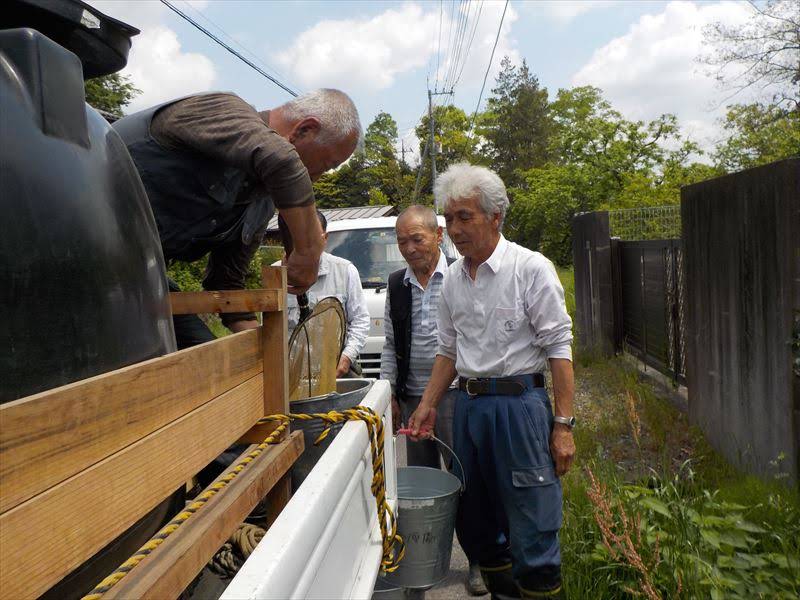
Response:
[0,266,302,599]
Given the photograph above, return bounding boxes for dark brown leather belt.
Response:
[458,373,545,396]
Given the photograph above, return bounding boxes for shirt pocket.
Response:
[495,306,525,343]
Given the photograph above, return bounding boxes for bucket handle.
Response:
[396,429,466,493]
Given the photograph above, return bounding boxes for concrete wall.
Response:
[681,158,799,486]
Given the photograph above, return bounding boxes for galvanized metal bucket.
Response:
[384,436,464,590]
[371,577,406,599]
[290,378,373,490]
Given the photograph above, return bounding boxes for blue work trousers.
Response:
[453,378,562,587]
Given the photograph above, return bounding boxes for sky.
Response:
[87,0,760,162]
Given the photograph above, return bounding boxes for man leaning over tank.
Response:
[114,89,362,349]
[409,163,576,599]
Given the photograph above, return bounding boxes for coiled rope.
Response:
[82,405,404,600]
[208,523,265,578]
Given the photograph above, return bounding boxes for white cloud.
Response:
[571,0,755,151]
[122,26,216,111]
[87,1,216,113]
[276,1,519,94]
[524,1,620,25]
[276,3,438,92]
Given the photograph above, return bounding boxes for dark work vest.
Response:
[388,255,455,401]
[113,94,273,263]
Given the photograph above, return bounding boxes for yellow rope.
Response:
[82,406,404,600]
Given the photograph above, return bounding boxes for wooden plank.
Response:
[0,376,264,600]
[102,432,304,600]
[260,266,292,523]
[0,329,262,514]
[261,266,289,418]
[170,289,283,315]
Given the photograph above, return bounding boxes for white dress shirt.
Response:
[437,236,573,378]
[287,252,370,362]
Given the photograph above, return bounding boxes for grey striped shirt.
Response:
[381,252,449,397]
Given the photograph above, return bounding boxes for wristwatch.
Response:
[554,416,576,430]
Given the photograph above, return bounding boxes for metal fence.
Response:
[609,205,681,241]
[619,239,686,383]
[573,208,686,385]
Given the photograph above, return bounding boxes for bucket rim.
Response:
[396,466,462,499]
[289,378,372,406]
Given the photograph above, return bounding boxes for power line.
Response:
[160,0,299,97]
[448,0,472,89]
[452,0,484,88]
[435,0,444,91]
[177,0,300,93]
[467,0,508,135]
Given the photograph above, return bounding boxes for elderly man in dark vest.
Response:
[380,205,487,596]
[114,89,361,348]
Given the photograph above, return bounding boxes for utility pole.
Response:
[413,88,453,203]
[428,89,437,188]
[427,88,454,191]
[400,140,407,168]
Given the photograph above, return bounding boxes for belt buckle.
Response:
[465,378,480,396]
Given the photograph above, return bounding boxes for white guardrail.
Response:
[222,379,395,600]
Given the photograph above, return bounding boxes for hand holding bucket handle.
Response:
[396,429,466,493]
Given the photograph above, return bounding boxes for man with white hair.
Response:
[115,89,361,348]
[409,163,575,599]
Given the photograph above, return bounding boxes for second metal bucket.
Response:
[384,438,464,590]
[290,378,373,490]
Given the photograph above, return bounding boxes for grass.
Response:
[560,353,800,599]
[556,265,576,322]
[553,265,799,597]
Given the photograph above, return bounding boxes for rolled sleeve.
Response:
[152,93,314,209]
[436,278,457,361]
[526,258,573,361]
[342,264,369,361]
[380,285,398,393]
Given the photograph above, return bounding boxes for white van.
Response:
[324,216,457,377]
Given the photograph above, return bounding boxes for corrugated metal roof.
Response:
[265,205,397,233]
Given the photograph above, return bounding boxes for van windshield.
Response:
[325,227,457,287]
[326,228,405,287]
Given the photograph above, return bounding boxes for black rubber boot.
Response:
[480,562,521,599]
[517,565,564,599]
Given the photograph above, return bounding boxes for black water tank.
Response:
[0,11,180,599]
[0,28,176,403]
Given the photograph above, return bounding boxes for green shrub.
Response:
[166,246,284,337]
[562,356,800,598]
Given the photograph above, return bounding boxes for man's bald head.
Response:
[397,205,438,231]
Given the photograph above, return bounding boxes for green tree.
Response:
[313,111,417,209]
[364,112,415,206]
[505,86,701,263]
[482,57,552,186]
[84,73,140,117]
[414,104,481,200]
[713,102,800,171]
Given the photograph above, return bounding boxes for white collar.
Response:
[460,235,508,276]
[404,251,447,288]
[318,252,332,276]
